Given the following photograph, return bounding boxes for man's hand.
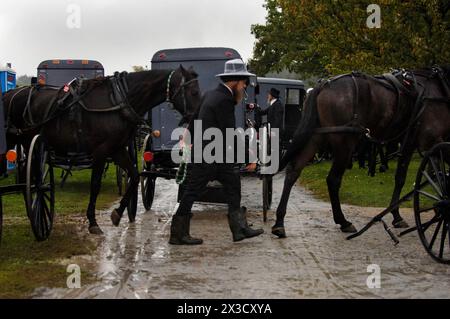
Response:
[245,162,257,172]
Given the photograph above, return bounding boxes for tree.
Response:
[132,65,146,72]
[250,0,450,77]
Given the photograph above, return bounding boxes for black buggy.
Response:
[0,83,55,243]
[140,47,305,221]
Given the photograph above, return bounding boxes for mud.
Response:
[34,173,450,299]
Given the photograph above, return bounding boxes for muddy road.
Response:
[35,174,450,299]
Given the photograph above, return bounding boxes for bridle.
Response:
[165,69,198,115]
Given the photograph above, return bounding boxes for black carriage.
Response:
[33,59,138,220]
[35,59,136,197]
[140,47,305,219]
[0,83,55,243]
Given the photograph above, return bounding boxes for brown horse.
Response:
[3,66,201,234]
[273,66,450,238]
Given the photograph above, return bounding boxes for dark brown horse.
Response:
[3,66,201,234]
[273,66,450,238]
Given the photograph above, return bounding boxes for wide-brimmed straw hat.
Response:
[216,59,256,78]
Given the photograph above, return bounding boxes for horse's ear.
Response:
[188,66,198,78]
[179,64,186,73]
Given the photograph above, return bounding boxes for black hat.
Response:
[270,88,280,99]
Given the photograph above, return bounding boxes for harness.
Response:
[312,67,449,175]
[165,70,198,115]
[9,69,199,136]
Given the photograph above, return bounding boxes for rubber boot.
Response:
[240,207,264,238]
[227,208,264,242]
[169,214,203,245]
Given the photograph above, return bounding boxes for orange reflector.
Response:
[52,60,60,64]
[152,130,161,138]
[82,60,89,65]
[143,151,154,162]
[6,150,17,162]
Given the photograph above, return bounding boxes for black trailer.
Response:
[35,59,104,86]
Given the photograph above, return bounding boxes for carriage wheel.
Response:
[26,135,55,241]
[141,169,156,211]
[262,175,273,222]
[140,134,156,211]
[126,137,138,223]
[414,142,450,264]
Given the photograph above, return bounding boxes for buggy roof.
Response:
[152,47,241,63]
[37,60,104,70]
[257,77,305,88]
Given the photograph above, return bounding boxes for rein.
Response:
[165,69,198,115]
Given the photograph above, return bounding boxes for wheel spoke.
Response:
[429,157,445,195]
[43,201,53,225]
[418,206,437,214]
[421,215,441,232]
[41,202,49,235]
[418,190,441,202]
[423,170,443,198]
[428,218,443,250]
[439,150,448,196]
[439,222,447,259]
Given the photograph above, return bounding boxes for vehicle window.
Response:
[286,88,300,105]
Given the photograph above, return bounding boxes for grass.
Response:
[299,154,423,208]
[0,165,122,298]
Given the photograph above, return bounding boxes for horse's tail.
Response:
[278,87,321,172]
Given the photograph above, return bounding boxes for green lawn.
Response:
[299,154,422,208]
[0,165,122,298]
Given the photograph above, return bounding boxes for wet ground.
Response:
[35,174,450,298]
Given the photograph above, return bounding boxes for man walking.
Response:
[169,59,264,245]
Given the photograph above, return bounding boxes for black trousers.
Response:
[176,163,241,215]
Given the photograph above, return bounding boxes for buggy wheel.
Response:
[262,175,273,222]
[414,142,450,264]
[141,172,156,211]
[26,135,55,241]
[126,137,138,223]
[140,134,156,211]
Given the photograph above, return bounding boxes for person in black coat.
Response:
[258,88,284,133]
[169,59,264,245]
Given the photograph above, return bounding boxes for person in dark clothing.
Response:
[258,88,284,133]
[169,59,264,245]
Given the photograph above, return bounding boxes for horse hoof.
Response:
[272,226,287,238]
[89,225,104,235]
[340,223,357,233]
[111,209,121,226]
[393,219,409,228]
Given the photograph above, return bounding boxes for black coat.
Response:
[259,99,284,130]
[190,84,236,163]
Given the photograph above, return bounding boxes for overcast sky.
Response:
[0,0,267,76]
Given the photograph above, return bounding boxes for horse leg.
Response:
[87,160,106,235]
[327,141,357,233]
[388,144,415,228]
[110,147,139,227]
[272,137,321,238]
